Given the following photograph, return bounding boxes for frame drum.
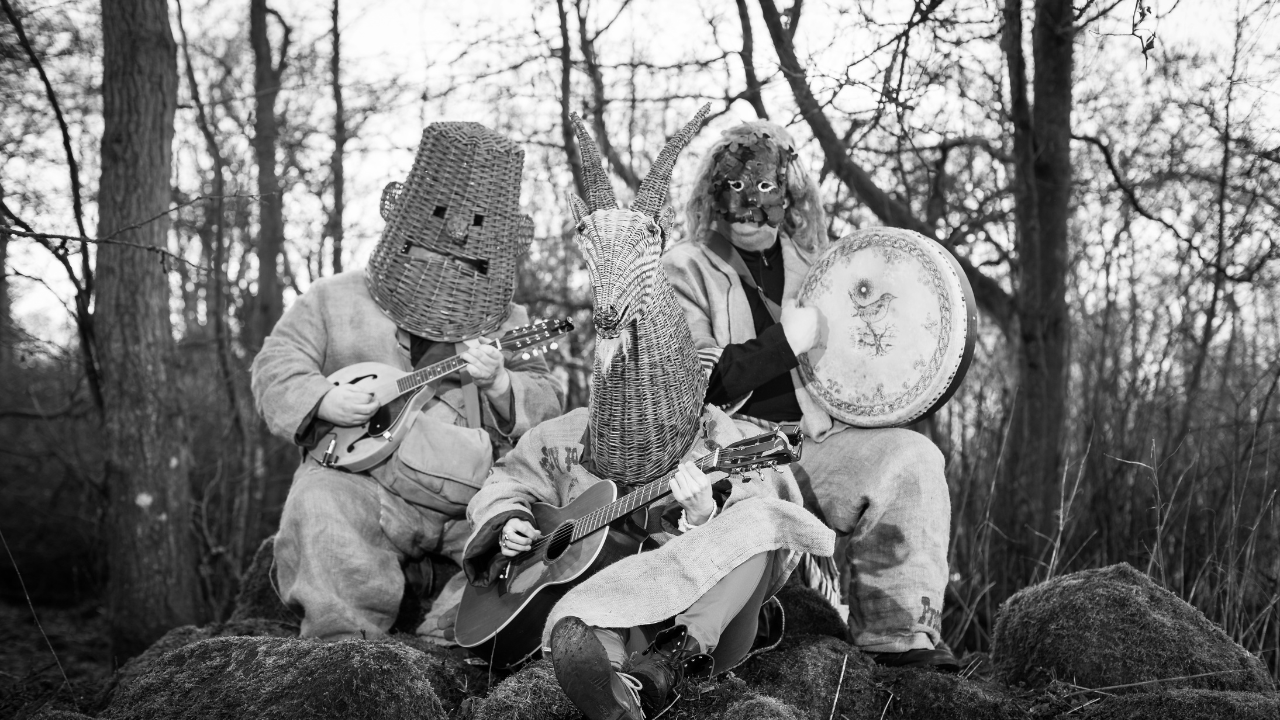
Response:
[797,227,977,427]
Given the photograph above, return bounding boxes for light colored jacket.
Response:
[251,269,565,452]
[661,237,847,442]
[462,405,835,651]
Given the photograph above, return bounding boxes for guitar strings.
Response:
[510,452,720,559]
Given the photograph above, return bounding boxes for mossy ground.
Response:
[5,563,1278,719]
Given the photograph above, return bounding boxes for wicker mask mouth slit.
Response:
[400,243,491,276]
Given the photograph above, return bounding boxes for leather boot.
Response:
[551,616,645,720]
[623,625,714,715]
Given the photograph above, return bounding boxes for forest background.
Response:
[1,0,1278,679]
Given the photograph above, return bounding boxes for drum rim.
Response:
[798,227,977,427]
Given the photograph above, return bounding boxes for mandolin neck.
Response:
[570,451,719,541]
[394,338,501,395]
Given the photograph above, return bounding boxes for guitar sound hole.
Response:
[544,523,574,561]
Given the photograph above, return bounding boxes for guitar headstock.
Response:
[497,318,575,359]
[709,425,803,476]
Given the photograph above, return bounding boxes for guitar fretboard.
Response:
[569,452,718,541]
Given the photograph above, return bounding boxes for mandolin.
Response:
[454,425,802,669]
[308,318,574,472]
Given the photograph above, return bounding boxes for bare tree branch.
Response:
[734,0,769,119]
[757,0,1014,332]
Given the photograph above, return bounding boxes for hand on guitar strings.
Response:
[461,340,512,401]
[499,517,542,557]
[670,461,716,527]
[317,385,379,427]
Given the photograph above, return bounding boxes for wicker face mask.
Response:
[366,122,533,342]
[710,132,791,228]
[569,105,710,484]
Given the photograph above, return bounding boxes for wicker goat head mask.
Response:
[366,122,534,341]
[570,104,712,484]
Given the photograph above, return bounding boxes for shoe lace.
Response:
[617,672,645,717]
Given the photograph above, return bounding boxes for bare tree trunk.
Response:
[249,0,290,350]
[997,0,1073,581]
[0,206,11,369]
[327,0,346,275]
[555,0,586,199]
[97,0,201,658]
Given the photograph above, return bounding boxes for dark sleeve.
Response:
[705,323,799,405]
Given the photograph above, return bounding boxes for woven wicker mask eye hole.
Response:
[472,214,485,227]
[432,205,447,218]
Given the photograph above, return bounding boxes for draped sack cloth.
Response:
[462,405,835,652]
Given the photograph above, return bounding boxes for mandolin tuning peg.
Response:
[521,352,531,360]
[550,342,559,350]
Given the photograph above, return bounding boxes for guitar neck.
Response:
[570,452,718,542]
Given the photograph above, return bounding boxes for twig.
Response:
[829,652,849,720]
[878,688,895,720]
[0,527,73,694]
[0,194,262,272]
[1061,669,1248,698]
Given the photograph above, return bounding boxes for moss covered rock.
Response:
[468,658,579,720]
[774,585,849,641]
[101,617,298,705]
[100,636,445,720]
[712,695,804,720]
[390,635,491,713]
[229,536,300,626]
[992,563,1272,693]
[735,635,874,717]
[1072,688,1280,719]
[837,666,1029,720]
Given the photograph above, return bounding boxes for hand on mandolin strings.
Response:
[461,340,512,400]
[317,385,379,426]
[499,517,542,557]
[670,461,716,527]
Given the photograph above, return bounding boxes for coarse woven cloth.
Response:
[461,405,835,650]
[539,497,833,652]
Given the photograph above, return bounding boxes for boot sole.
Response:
[551,617,643,720]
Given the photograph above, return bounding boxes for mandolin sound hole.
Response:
[544,523,575,562]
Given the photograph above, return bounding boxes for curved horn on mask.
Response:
[632,103,711,219]
[569,111,618,212]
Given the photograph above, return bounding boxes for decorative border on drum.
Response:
[798,228,954,420]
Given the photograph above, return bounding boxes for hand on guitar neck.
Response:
[498,460,717,557]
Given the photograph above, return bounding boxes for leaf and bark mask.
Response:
[710,129,793,228]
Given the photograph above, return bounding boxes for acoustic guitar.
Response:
[308,318,574,472]
[454,425,803,669]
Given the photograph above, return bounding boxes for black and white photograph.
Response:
[2,0,1278,718]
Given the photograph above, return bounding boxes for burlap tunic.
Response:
[251,269,565,640]
[662,236,951,653]
[462,405,835,659]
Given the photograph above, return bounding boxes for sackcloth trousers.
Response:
[251,270,564,641]
[664,238,951,652]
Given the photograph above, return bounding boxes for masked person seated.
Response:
[661,121,957,670]
[251,123,564,641]
[460,107,834,720]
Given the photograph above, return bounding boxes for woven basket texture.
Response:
[569,106,711,485]
[583,216,707,485]
[366,122,527,341]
